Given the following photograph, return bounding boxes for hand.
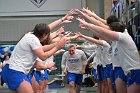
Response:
[46,61,55,69]
[56,37,67,49]
[75,32,83,37]
[57,26,65,35]
[82,7,95,17]
[63,70,67,75]
[49,66,57,71]
[75,8,90,19]
[76,17,89,30]
[89,63,93,68]
[61,9,74,23]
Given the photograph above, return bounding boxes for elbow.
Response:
[41,57,46,61]
[38,56,46,61]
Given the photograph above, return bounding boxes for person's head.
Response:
[33,23,50,43]
[109,22,126,32]
[107,15,120,25]
[68,44,76,55]
[4,55,10,61]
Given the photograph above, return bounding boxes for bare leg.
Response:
[43,79,48,93]
[75,84,81,93]
[115,77,127,93]
[32,76,39,93]
[17,80,34,93]
[69,81,76,93]
[107,78,114,93]
[127,83,140,93]
[102,79,109,93]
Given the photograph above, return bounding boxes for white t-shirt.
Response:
[94,45,103,67]
[0,62,2,72]
[82,44,97,56]
[3,60,10,66]
[61,49,87,74]
[35,56,54,74]
[9,33,41,75]
[93,41,112,68]
[101,40,112,67]
[111,30,140,74]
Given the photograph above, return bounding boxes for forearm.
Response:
[42,42,57,51]
[48,18,64,30]
[34,61,48,70]
[88,16,109,29]
[81,34,99,44]
[91,13,107,25]
[82,64,86,71]
[86,23,118,41]
[50,31,59,39]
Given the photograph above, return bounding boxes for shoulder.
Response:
[76,49,85,54]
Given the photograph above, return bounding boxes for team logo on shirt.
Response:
[68,58,79,63]
[30,0,47,8]
[109,47,112,54]
[114,48,118,56]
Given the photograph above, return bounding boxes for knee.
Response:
[69,82,75,87]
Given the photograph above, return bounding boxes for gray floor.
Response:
[0,75,98,93]
[0,86,98,93]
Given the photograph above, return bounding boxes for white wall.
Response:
[0,0,103,42]
[0,0,85,16]
[86,0,104,18]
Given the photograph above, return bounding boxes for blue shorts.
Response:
[27,70,35,84]
[1,64,30,90]
[111,70,115,86]
[33,70,49,84]
[127,70,140,86]
[92,68,98,80]
[104,63,113,78]
[67,72,83,85]
[114,67,127,82]
[97,65,104,81]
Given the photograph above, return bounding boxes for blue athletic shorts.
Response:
[67,72,83,85]
[27,70,35,84]
[105,63,113,78]
[33,70,49,84]
[1,64,30,90]
[127,70,140,86]
[97,64,104,81]
[111,70,115,86]
[92,68,98,80]
[114,67,127,82]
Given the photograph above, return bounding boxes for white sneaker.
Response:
[93,83,98,87]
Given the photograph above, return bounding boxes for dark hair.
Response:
[41,36,52,45]
[32,23,50,38]
[107,15,120,24]
[109,22,126,32]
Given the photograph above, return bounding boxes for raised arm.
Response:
[76,32,104,45]
[77,18,119,41]
[34,37,67,61]
[82,7,107,24]
[48,10,74,30]
[75,9,109,29]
